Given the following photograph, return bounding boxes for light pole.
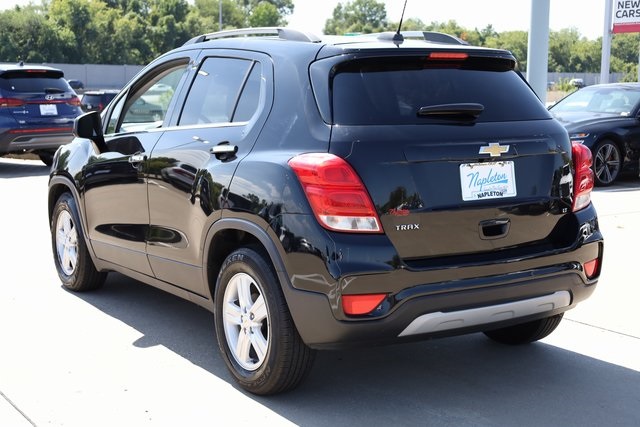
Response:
[526,0,550,104]
[601,0,613,84]
[219,0,223,31]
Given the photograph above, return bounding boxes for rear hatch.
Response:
[0,68,81,129]
[317,50,575,263]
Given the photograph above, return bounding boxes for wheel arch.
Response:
[203,218,288,301]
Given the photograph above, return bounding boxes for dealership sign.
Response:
[613,0,640,33]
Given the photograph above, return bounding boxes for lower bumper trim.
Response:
[398,291,570,337]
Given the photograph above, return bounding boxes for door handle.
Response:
[210,142,238,161]
[128,154,147,164]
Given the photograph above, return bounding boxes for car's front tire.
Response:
[51,192,106,291]
[483,313,564,345]
[214,247,315,395]
[593,139,621,186]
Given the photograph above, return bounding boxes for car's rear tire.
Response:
[483,313,564,345]
[593,139,621,186]
[214,247,315,395]
[51,192,106,291]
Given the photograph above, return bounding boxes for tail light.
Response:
[67,96,81,107]
[571,142,594,212]
[288,153,382,233]
[0,97,26,108]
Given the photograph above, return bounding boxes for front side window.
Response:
[107,63,188,134]
[179,57,261,126]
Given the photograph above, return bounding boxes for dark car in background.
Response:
[48,28,603,395]
[80,89,119,113]
[1,63,83,165]
[550,83,640,185]
[66,79,85,91]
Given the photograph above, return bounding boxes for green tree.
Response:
[324,0,387,35]
[0,6,72,62]
[249,2,281,27]
[485,30,529,70]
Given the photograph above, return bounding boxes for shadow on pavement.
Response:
[74,273,640,427]
[0,158,49,178]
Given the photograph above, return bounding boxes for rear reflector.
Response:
[571,142,594,212]
[342,294,386,316]
[584,258,599,279]
[289,153,382,233]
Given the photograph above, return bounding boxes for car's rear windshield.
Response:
[331,56,551,125]
[0,71,70,93]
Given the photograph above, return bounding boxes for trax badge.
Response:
[396,224,420,231]
[479,143,509,157]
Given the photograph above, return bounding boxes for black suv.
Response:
[80,89,119,113]
[1,63,82,165]
[47,28,603,395]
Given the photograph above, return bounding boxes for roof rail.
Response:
[183,27,321,46]
[370,31,469,46]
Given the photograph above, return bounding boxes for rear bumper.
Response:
[282,243,600,349]
[0,128,74,154]
[277,207,603,349]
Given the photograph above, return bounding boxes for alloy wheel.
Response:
[55,210,78,276]
[222,272,270,371]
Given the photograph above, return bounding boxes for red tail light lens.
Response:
[429,52,469,60]
[288,153,382,233]
[571,142,594,212]
[67,96,81,107]
[0,97,26,107]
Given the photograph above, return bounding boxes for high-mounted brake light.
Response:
[288,153,382,233]
[429,52,469,60]
[0,97,26,108]
[571,142,594,212]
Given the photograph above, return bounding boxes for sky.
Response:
[1,0,609,40]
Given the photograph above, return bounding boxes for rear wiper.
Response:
[417,103,484,120]
[44,87,65,94]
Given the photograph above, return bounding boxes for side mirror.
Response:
[74,111,107,153]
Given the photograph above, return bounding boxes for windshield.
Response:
[552,86,640,116]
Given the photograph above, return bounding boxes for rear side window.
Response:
[332,57,550,125]
[179,57,260,126]
[0,73,70,93]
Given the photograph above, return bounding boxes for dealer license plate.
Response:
[460,161,517,201]
[40,104,58,116]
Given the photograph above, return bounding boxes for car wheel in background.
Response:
[483,313,564,345]
[38,150,56,167]
[51,193,106,291]
[214,247,315,395]
[593,139,621,186]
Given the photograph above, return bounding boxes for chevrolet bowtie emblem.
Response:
[479,143,509,157]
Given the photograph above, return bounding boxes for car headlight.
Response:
[569,132,589,143]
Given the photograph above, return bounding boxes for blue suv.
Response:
[1,63,82,165]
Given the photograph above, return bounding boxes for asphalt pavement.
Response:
[1,157,639,426]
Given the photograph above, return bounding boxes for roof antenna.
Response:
[393,0,408,45]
